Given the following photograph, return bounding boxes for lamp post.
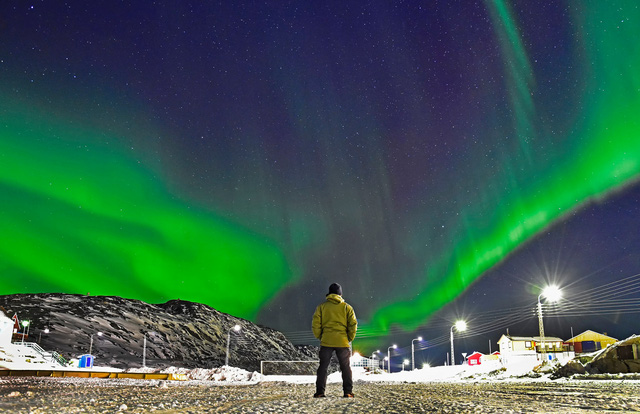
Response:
[21,321,30,345]
[411,336,423,371]
[387,344,397,373]
[371,350,380,370]
[402,359,409,372]
[450,320,467,366]
[537,285,562,362]
[143,332,147,368]
[225,324,241,366]
[383,356,388,371]
[89,332,103,355]
[38,328,50,344]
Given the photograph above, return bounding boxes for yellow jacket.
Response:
[312,293,357,348]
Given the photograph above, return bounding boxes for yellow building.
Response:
[566,330,618,353]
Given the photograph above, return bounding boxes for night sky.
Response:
[1,1,639,367]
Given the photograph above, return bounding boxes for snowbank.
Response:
[126,365,263,383]
[261,359,546,385]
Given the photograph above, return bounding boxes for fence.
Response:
[22,342,68,366]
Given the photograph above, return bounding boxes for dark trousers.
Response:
[316,346,352,395]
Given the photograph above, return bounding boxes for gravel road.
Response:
[1,377,640,413]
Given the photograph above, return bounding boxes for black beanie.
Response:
[329,283,343,296]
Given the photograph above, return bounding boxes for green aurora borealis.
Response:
[0,107,292,320]
[1,1,640,346]
[367,0,640,332]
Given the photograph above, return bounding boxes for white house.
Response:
[0,312,13,346]
[498,334,564,355]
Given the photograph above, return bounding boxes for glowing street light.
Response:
[89,332,103,355]
[387,344,397,373]
[450,320,467,366]
[542,285,562,302]
[538,285,562,362]
[411,336,423,371]
[38,328,50,344]
[225,324,241,366]
[402,359,409,372]
[371,350,380,370]
[21,320,30,345]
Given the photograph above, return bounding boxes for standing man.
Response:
[312,283,358,398]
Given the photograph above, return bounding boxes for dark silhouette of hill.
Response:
[0,293,315,372]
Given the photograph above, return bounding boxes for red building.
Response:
[11,313,27,342]
[467,351,483,365]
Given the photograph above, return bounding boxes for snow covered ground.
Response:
[0,342,122,372]
[123,356,639,384]
[1,338,539,384]
[262,359,541,385]
[4,335,639,385]
[0,342,612,384]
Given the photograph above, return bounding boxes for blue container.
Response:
[78,354,94,368]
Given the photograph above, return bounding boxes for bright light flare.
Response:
[455,320,467,332]
[542,285,562,302]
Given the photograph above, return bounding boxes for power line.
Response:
[283,273,640,348]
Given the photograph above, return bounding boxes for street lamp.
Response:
[371,350,380,370]
[383,356,388,371]
[402,359,409,372]
[537,285,562,362]
[387,344,397,373]
[38,328,50,344]
[450,320,467,366]
[225,324,241,366]
[21,321,30,345]
[411,336,423,371]
[89,332,103,355]
[143,332,147,368]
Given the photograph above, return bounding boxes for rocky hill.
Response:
[551,335,640,378]
[0,293,316,372]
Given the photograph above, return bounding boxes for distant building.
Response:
[566,330,618,353]
[483,351,501,362]
[466,351,483,365]
[0,311,13,345]
[498,334,565,355]
[10,313,27,342]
